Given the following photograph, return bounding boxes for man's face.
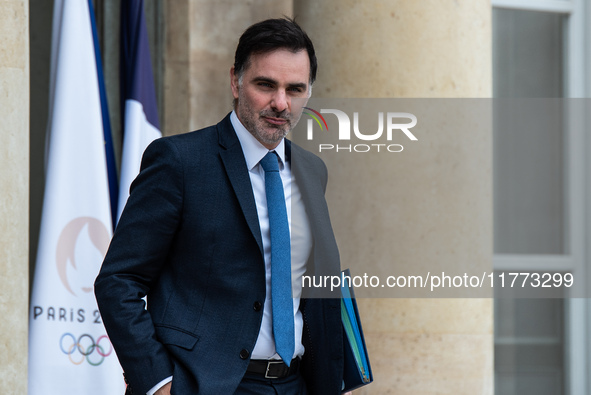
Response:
[231,49,310,149]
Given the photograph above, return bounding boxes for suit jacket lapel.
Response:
[288,141,335,277]
[217,115,264,257]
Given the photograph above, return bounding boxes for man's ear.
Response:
[230,67,239,100]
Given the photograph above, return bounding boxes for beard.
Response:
[237,92,303,148]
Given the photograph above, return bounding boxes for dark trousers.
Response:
[234,371,309,395]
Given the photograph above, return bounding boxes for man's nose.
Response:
[270,90,288,112]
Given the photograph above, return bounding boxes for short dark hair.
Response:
[233,17,317,85]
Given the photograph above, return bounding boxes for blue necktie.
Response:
[260,151,294,366]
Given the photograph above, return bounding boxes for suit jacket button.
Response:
[240,349,250,359]
[253,301,262,311]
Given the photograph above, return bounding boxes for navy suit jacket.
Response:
[95,114,344,395]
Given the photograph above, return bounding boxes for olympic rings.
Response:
[59,333,113,366]
[95,335,113,357]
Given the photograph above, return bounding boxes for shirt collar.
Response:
[230,110,286,171]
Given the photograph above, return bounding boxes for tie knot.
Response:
[260,151,280,172]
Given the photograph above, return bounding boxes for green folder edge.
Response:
[341,268,373,392]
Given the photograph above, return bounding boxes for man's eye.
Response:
[258,82,273,88]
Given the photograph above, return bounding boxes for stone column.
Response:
[294,1,493,394]
[162,0,293,135]
[0,0,29,392]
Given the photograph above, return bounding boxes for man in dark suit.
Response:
[95,18,346,395]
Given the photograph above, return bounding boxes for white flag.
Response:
[28,1,125,393]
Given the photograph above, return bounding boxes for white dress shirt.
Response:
[231,110,311,361]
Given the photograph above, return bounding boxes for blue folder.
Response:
[341,269,373,392]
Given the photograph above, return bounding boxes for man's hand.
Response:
[154,382,172,395]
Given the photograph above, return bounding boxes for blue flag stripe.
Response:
[121,0,160,130]
[88,0,119,227]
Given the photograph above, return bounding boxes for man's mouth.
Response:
[262,116,289,126]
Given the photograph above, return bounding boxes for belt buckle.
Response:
[264,360,284,379]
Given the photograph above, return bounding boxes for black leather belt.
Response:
[246,358,300,379]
